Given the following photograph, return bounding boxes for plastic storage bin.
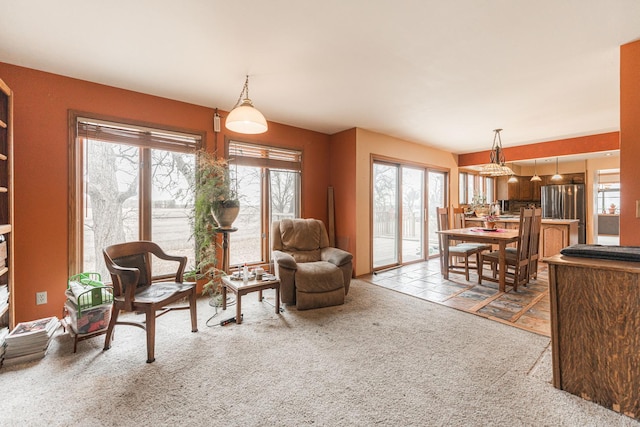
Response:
[64,300,111,335]
[66,272,114,315]
[63,272,114,352]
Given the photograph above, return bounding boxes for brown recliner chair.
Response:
[271,218,353,310]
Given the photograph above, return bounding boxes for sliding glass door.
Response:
[428,171,447,256]
[373,163,399,268]
[373,160,447,270]
[402,167,424,262]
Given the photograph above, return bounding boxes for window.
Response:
[69,113,203,280]
[227,140,301,268]
[459,171,494,204]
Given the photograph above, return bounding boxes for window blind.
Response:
[77,117,202,153]
[229,140,302,171]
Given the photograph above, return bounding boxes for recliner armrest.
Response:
[272,250,298,270]
[321,247,353,267]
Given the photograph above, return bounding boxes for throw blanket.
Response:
[560,244,640,262]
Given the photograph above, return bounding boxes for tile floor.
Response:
[360,258,551,337]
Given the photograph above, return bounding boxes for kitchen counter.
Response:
[466,217,578,225]
[465,217,578,257]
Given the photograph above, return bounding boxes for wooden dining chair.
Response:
[478,207,534,291]
[526,208,543,280]
[437,207,487,281]
[102,241,198,363]
[502,207,542,281]
[452,206,493,253]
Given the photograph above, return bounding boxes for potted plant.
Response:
[193,150,239,299]
[483,214,498,230]
[470,193,490,217]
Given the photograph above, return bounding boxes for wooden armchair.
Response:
[102,241,198,363]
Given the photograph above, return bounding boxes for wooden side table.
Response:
[221,276,280,324]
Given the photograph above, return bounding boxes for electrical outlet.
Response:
[36,291,47,305]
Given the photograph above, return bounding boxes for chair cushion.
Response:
[295,262,344,293]
[448,244,478,255]
[133,282,193,303]
[483,250,517,263]
[288,249,321,263]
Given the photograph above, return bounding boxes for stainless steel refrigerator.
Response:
[541,184,586,243]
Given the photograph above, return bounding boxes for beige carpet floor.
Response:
[0,280,637,426]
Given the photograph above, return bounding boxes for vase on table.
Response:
[483,221,497,230]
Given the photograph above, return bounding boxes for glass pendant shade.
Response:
[225,99,268,134]
[531,159,542,181]
[551,157,562,181]
[225,75,268,134]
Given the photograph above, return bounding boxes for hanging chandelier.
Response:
[225,75,268,134]
[479,129,514,176]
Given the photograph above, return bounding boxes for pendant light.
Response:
[480,129,514,176]
[507,163,518,183]
[531,159,542,182]
[225,75,268,134]
[551,157,562,181]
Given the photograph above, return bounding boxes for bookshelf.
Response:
[0,76,14,330]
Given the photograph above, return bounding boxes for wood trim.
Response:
[67,110,207,276]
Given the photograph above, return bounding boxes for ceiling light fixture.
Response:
[225,75,268,134]
[531,159,542,182]
[507,163,518,183]
[551,157,562,181]
[480,129,514,176]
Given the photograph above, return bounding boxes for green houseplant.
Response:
[193,151,240,298]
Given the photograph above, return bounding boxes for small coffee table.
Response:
[221,276,281,324]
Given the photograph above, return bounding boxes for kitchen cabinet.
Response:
[497,176,540,201]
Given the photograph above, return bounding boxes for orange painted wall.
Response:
[620,40,640,245]
[328,128,357,266]
[0,62,331,323]
[458,132,620,167]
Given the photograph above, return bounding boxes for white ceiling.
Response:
[1,1,639,154]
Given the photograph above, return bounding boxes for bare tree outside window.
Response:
[83,139,195,280]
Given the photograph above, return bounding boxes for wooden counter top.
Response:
[466,217,579,225]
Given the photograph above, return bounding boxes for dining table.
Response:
[437,227,520,292]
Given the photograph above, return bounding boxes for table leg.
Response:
[498,242,506,292]
[222,284,227,310]
[275,285,280,314]
[236,292,242,324]
[258,289,263,301]
[442,236,450,279]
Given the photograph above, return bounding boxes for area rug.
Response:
[0,280,636,426]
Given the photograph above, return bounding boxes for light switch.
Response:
[637,200,640,218]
